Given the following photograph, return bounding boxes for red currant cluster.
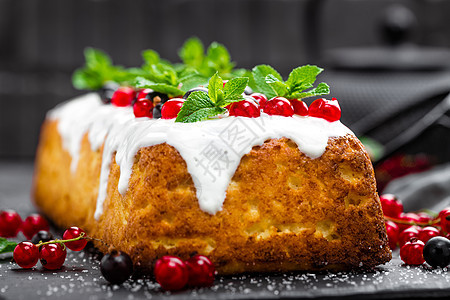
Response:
[380,194,450,267]
[0,210,49,240]
[154,255,216,291]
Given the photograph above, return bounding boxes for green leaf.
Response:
[179,73,209,92]
[179,37,204,68]
[290,82,330,99]
[72,68,103,90]
[206,42,232,71]
[0,238,17,254]
[84,48,112,70]
[265,74,288,97]
[285,65,323,97]
[134,77,183,96]
[207,72,224,103]
[142,49,160,65]
[223,77,248,101]
[175,91,225,123]
[251,65,282,99]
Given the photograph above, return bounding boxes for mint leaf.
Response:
[291,82,330,99]
[179,73,209,92]
[85,48,112,70]
[134,77,183,96]
[176,91,225,123]
[0,238,17,254]
[206,42,234,73]
[207,72,224,104]
[142,49,160,65]
[286,65,323,89]
[265,74,288,97]
[251,65,282,99]
[222,77,248,102]
[179,37,204,68]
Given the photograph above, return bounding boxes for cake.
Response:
[32,42,391,274]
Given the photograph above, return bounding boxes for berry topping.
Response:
[133,98,154,118]
[289,99,309,116]
[31,230,54,245]
[100,250,134,285]
[419,226,441,244]
[13,242,39,269]
[185,255,216,287]
[183,87,208,100]
[249,93,268,109]
[111,87,136,107]
[154,256,188,291]
[385,220,399,250]
[423,237,450,268]
[21,214,50,240]
[308,98,341,122]
[244,86,253,95]
[63,227,87,251]
[439,208,450,234]
[0,210,22,238]
[229,98,260,118]
[99,82,120,104]
[161,98,185,119]
[39,243,67,270]
[399,226,422,247]
[380,194,404,218]
[136,88,153,100]
[263,97,294,117]
[400,238,425,265]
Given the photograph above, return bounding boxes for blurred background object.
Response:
[2,0,450,199]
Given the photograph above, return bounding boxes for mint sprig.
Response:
[0,238,17,254]
[175,73,248,123]
[250,64,330,100]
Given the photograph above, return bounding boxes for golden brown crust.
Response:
[33,120,391,274]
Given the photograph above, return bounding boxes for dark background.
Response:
[2,0,450,160]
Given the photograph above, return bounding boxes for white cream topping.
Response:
[48,93,354,219]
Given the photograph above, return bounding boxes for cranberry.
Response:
[250,93,268,109]
[161,98,185,119]
[13,242,39,269]
[399,226,422,247]
[263,97,294,117]
[419,226,441,244]
[133,98,154,118]
[154,256,188,291]
[400,238,425,265]
[63,227,87,251]
[439,208,450,234]
[40,243,67,270]
[398,213,422,231]
[111,87,135,107]
[0,210,22,238]
[185,255,216,287]
[385,220,399,250]
[21,214,49,240]
[100,250,134,285]
[229,99,260,118]
[379,194,404,218]
[308,98,341,122]
[289,99,309,116]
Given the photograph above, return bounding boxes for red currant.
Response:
[400,238,425,265]
[13,242,39,269]
[111,87,135,107]
[63,227,87,251]
[161,98,185,119]
[439,208,450,234]
[385,220,399,250]
[416,212,433,224]
[308,98,341,122]
[419,226,441,244]
[379,194,404,218]
[154,256,188,291]
[136,88,153,100]
[398,213,422,231]
[229,99,260,118]
[250,93,268,109]
[40,243,67,270]
[399,226,422,247]
[0,210,22,238]
[185,255,216,287]
[289,99,309,116]
[21,214,49,240]
[263,97,294,117]
[133,98,154,118]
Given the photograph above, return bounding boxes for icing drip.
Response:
[48,93,354,219]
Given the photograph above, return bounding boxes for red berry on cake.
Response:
[111,87,136,107]
[263,97,294,117]
[250,93,268,109]
[154,256,188,291]
[0,210,22,238]
[63,226,88,251]
[400,238,425,265]
[229,98,260,118]
[419,226,441,244]
[308,98,341,122]
[161,98,185,119]
[136,88,153,100]
[133,98,154,118]
[39,243,67,270]
[13,242,39,269]
[185,255,216,287]
[289,99,309,116]
[21,214,50,240]
[385,220,399,250]
[379,194,403,218]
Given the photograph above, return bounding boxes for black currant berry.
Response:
[146,92,169,104]
[423,236,450,268]
[153,103,162,119]
[99,82,120,104]
[100,250,134,285]
[244,86,253,95]
[31,230,54,244]
[183,87,208,99]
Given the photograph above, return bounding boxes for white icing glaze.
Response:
[48,93,354,219]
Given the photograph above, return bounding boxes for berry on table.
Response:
[398,213,422,231]
[385,220,399,250]
[423,236,450,268]
[133,98,154,118]
[39,243,67,270]
[0,210,22,238]
[400,238,425,265]
[13,242,39,269]
[63,227,87,251]
[289,99,309,116]
[416,212,433,224]
[379,194,404,218]
[31,230,54,245]
[21,214,50,240]
[308,98,341,122]
[154,256,188,291]
[439,208,450,234]
[111,87,136,107]
[419,226,441,244]
[263,97,294,117]
[229,98,260,118]
[250,93,268,109]
[100,251,134,285]
[161,98,185,119]
[185,255,216,287]
[399,226,422,247]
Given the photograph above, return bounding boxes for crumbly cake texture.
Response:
[33,119,391,275]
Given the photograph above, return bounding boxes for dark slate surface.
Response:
[1,161,450,300]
